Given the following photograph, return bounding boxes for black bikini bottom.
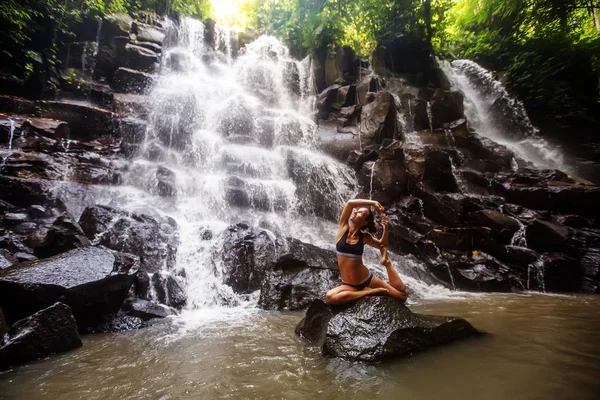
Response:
[342,271,373,291]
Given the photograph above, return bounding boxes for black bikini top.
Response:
[336,229,364,258]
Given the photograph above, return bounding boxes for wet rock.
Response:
[0,302,82,371]
[526,220,570,252]
[259,238,339,310]
[540,252,580,292]
[442,252,516,292]
[79,205,179,273]
[123,43,159,73]
[100,13,133,41]
[404,146,460,193]
[581,249,600,293]
[359,155,408,204]
[156,167,177,197]
[0,247,139,327]
[91,313,147,333]
[112,67,154,94]
[467,210,520,244]
[0,176,59,209]
[0,95,36,114]
[114,94,149,116]
[133,22,166,45]
[295,297,481,362]
[22,117,70,140]
[151,272,187,309]
[34,214,91,259]
[0,308,8,337]
[501,245,539,265]
[317,121,360,162]
[122,299,177,321]
[134,271,151,299]
[316,85,340,119]
[359,91,397,148]
[35,100,118,142]
[220,223,280,293]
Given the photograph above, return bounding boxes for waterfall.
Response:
[120,18,359,309]
[441,60,570,172]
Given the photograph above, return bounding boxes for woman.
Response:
[325,199,408,305]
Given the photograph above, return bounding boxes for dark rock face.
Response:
[0,247,139,327]
[112,67,154,94]
[0,302,82,371]
[259,238,339,310]
[359,91,397,148]
[34,214,91,258]
[296,297,482,362]
[35,101,118,142]
[0,308,8,337]
[151,272,187,309]
[92,314,147,333]
[220,223,281,293]
[78,205,179,273]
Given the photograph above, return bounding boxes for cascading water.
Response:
[441,60,571,173]
[0,117,16,171]
[123,18,362,310]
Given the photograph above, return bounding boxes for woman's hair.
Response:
[362,207,377,233]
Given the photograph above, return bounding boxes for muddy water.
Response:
[1,293,599,400]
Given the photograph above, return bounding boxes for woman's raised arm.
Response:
[338,199,383,226]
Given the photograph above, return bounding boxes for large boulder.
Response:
[359,91,397,148]
[0,247,139,327]
[220,223,281,293]
[258,238,339,310]
[0,302,82,371]
[123,43,159,72]
[467,210,521,244]
[296,297,482,362]
[133,22,166,45]
[78,205,179,273]
[34,214,91,259]
[150,272,187,309]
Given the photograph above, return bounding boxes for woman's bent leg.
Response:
[325,285,388,305]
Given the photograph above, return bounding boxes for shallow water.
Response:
[1,293,599,400]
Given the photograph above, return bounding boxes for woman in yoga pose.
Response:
[325,199,408,305]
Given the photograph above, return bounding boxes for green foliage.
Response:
[441,0,600,135]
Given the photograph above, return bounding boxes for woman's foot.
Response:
[379,246,390,266]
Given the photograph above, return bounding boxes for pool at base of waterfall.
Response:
[1,293,598,400]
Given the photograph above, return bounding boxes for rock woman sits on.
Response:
[325,199,408,305]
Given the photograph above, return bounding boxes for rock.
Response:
[0,95,36,114]
[580,248,600,293]
[258,238,339,310]
[100,13,133,41]
[526,220,570,252]
[123,43,159,72]
[0,302,82,371]
[91,313,146,333]
[540,252,580,292]
[134,271,151,299]
[35,100,118,142]
[112,67,154,94]
[132,22,166,44]
[334,85,356,109]
[316,84,341,119]
[22,117,70,140]
[0,247,139,327]
[79,205,179,273]
[0,308,8,337]
[34,214,91,259]
[467,210,520,244]
[150,272,187,309]
[444,252,516,292]
[220,223,280,293]
[295,297,481,362]
[122,299,177,321]
[113,93,149,116]
[359,91,397,148]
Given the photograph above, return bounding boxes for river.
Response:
[1,293,598,399]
